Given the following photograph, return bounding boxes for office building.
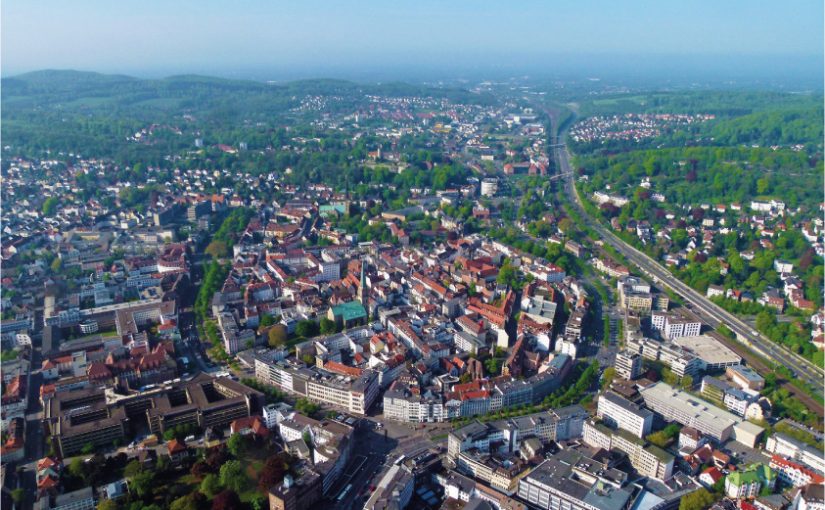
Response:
[615,351,642,381]
[517,450,634,510]
[597,392,653,438]
[583,421,674,481]
[639,382,764,447]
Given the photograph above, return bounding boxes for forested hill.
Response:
[1,70,496,161]
[1,70,494,117]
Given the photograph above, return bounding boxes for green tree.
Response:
[268,325,288,348]
[42,197,59,216]
[601,367,616,390]
[68,457,85,479]
[81,442,95,455]
[227,434,247,458]
[130,470,155,499]
[219,460,247,493]
[123,460,143,478]
[205,240,229,259]
[50,257,63,273]
[259,315,276,329]
[295,320,318,338]
[200,473,222,498]
[97,499,118,510]
[169,494,200,510]
[319,318,337,335]
[679,488,716,510]
[11,488,25,504]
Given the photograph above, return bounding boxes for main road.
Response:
[552,137,824,400]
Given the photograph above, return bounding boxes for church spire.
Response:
[359,260,368,305]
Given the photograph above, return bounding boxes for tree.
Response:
[601,367,616,390]
[259,315,276,329]
[258,453,291,492]
[211,490,242,510]
[50,257,63,273]
[219,460,247,493]
[11,488,25,504]
[319,317,337,335]
[130,470,155,499]
[226,434,246,458]
[68,457,86,479]
[679,488,716,510]
[268,325,288,348]
[42,197,59,216]
[205,240,229,259]
[295,320,319,338]
[81,442,95,455]
[97,500,118,510]
[170,493,203,510]
[681,375,694,389]
[200,474,222,498]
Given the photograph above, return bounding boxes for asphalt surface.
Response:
[554,134,824,401]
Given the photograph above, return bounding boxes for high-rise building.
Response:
[596,392,653,438]
[615,350,642,380]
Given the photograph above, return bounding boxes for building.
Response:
[255,358,379,415]
[145,374,263,435]
[480,178,498,197]
[363,464,415,510]
[583,421,674,481]
[639,382,764,446]
[614,351,642,381]
[448,406,588,462]
[765,433,825,474]
[726,365,765,391]
[625,336,702,378]
[38,487,96,510]
[268,469,322,510]
[769,455,825,488]
[517,450,634,510]
[327,301,368,329]
[725,464,775,499]
[45,388,127,458]
[45,374,262,457]
[792,484,825,510]
[651,311,701,339]
[596,392,653,438]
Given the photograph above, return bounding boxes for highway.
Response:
[553,141,825,399]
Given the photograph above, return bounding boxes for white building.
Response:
[596,392,653,439]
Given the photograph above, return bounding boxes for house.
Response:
[707,285,725,299]
[699,467,724,488]
[230,415,270,439]
[165,439,189,464]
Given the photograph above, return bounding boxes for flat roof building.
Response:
[639,382,763,446]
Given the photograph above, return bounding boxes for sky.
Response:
[2,0,823,85]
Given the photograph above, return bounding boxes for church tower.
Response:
[358,260,368,305]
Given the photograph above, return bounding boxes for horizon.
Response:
[2,1,823,89]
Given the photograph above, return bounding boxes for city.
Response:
[0,3,823,510]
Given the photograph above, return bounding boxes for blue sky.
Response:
[2,0,823,81]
